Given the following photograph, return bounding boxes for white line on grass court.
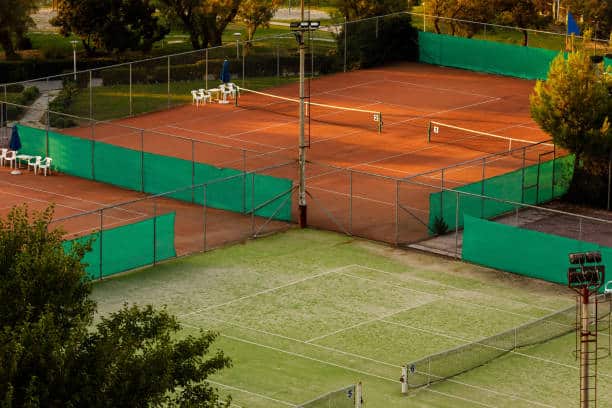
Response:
[191,314,400,368]
[355,264,562,312]
[381,319,603,377]
[179,264,357,318]
[305,300,435,344]
[206,379,296,407]
[184,323,552,408]
[419,388,496,408]
[341,270,566,320]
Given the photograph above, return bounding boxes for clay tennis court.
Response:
[7,62,556,247]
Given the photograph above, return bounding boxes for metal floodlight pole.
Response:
[233,32,241,59]
[70,40,78,81]
[298,0,307,227]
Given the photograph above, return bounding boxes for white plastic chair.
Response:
[226,83,238,98]
[197,89,212,104]
[28,156,42,173]
[191,90,205,107]
[37,157,52,176]
[4,150,17,168]
[218,84,232,104]
[0,148,7,166]
[605,281,612,295]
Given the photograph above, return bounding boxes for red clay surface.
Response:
[0,166,289,255]
[13,63,557,246]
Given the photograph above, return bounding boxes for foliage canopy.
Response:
[0,205,232,407]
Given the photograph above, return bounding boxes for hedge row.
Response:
[99,55,339,85]
[2,86,40,121]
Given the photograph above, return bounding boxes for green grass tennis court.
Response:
[91,229,610,407]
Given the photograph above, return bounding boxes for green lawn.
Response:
[90,228,592,408]
[66,76,300,121]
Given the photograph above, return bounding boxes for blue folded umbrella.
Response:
[220,59,231,84]
[9,126,21,151]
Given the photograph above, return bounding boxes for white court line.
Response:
[179,264,356,318]
[339,271,558,321]
[60,215,145,238]
[0,179,147,217]
[420,388,496,408]
[184,324,552,408]
[186,314,399,368]
[166,124,286,150]
[305,300,436,344]
[381,319,604,378]
[383,79,499,99]
[206,379,296,407]
[355,265,561,313]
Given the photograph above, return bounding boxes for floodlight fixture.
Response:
[569,251,602,264]
[290,20,321,31]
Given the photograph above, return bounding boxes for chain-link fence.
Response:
[404,297,611,389]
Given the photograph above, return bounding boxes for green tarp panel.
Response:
[48,131,94,179]
[14,124,292,222]
[195,163,293,221]
[418,31,560,80]
[62,212,176,279]
[94,142,142,191]
[142,153,195,202]
[428,155,574,232]
[462,215,611,288]
[15,124,46,157]
[605,57,612,69]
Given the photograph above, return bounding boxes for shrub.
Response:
[48,82,78,128]
[4,86,40,121]
[339,14,419,69]
[432,215,449,235]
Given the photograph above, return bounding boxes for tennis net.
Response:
[403,303,607,389]
[427,120,554,155]
[236,87,383,133]
[297,384,357,408]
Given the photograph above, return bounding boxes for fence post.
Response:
[455,191,460,259]
[167,56,171,109]
[395,180,400,245]
[251,173,255,235]
[480,157,486,218]
[45,108,49,158]
[520,147,526,203]
[242,150,247,214]
[440,168,445,220]
[99,209,103,280]
[153,200,157,265]
[205,48,209,90]
[356,382,363,408]
[242,43,246,86]
[89,70,93,120]
[203,184,207,252]
[129,63,133,117]
[578,218,583,241]
[276,40,280,82]
[349,169,353,234]
[604,159,612,211]
[191,139,195,203]
[343,17,347,72]
[91,121,95,180]
[140,129,144,193]
[375,16,379,38]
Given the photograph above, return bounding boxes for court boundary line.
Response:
[179,264,357,318]
[206,379,296,407]
[339,270,568,322]
[355,264,562,313]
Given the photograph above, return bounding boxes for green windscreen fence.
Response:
[462,215,612,287]
[418,31,560,80]
[428,155,574,232]
[62,212,176,280]
[14,124,292,221]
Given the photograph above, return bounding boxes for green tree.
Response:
[237,0,282,47]
[333,0,408,21]
[0,0,38,59]
[53,0,169,55]
[530,52,612,206]
[567,0,610,39]
[158,0,242,49]
[0,205,232,407]
[496,0,551,46]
